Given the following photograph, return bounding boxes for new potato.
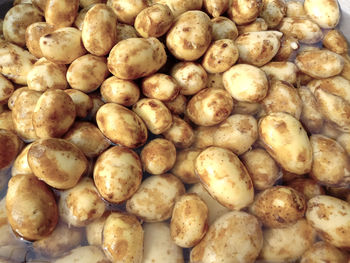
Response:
[45,0,79,28]
[171,148,201,184]
[25,22,55,58]
[211,16,238,41]
[142,73,180,102]
[64,89,93,118]
[162,115,194,148]
[227,0,261,25]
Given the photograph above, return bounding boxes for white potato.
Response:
[11,143,32,177]
[64,89,93,118]
[154,0,203,17]
[162,115,194,148]
[227,0,261,25]
[211,16,238,41]
[260,0,286,28]
[304,0,340,29]
[287,178,325,201]
[286,0,306,18]
[165,94,187,115]
[45,0,79,28]
[261,61,298,84]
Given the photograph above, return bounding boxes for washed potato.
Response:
[64,89,93,118]
[6,174,58,240]
[115,23,139,43]
[286,0,306,18]
[260,0,286,28]
[166,11,212,61]
[45,0,79,28]
[261,61,298,84]
[126,173,185,222]
[190,211,263,263]
[0,111,14,132]
[82,4,117,56]
[306,195,350,249]
[202,39,239,74]
[287,178,325,201]
[211,16,238,41]
[0,75,13,104]
[142,73,180,102]
[108,0,148,24]
[237,18,268,34]
[304,0,340,29]
[11,143,32,177]
[207,72,224,90]
[96,103,148,148]
[28,138,88,189]
[33,89,76,138]
[300,241,349,263]
[227,0,261,25]
[0,129,22,171]
[74,5,92,30]
[274,35,299,61]
[259,112,313,175]
[170,194,208,248]
[337,133,350,156]
[323,30,348,55]
[143,222,184,263]
[154,0,203,17]
[133,98,172,134]
[204,0,229,17]
[162,115,194,148]
[89,93,105,120]
[171,62,208,96]
[223,64,268,102]
[27,58,67,92]
[192,125,216,149]
[141,139,176,175]
[25,22,55,58]
[134,4,173,38]
[53,246,110,263]
[213,114,258,155]
[165,94,187,115]
[93,145,142,203]
[86,211,110,246]
[171,148,201,184]
[235,31,282,66]
[7,87,29,110]
[259,219,316,262]
[108,37,166,80]
[3,4,43,47]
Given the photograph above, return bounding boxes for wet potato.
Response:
[44,0,79,28]
[227,0,261,25]
[142,73,180,102]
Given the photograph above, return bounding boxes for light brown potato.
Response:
[304,0,340,29]
[6,174,58,240]
[33,89,76,138]
[237,18,268,34]
[211,16,238,41]
[74,5,92,30]
[0,75,13,104]
[171,62,208,96]
[204,0,228,17]
[274,35,299,61]
[286,0,306,18]
[192,125,216,149]
[164,94,187,115]
[190,211,263,263]
[53,246,110,263]
[287,178,325,201]
[323,30,348,55]
[11,143,32,177]
[166,10,212,61]
[142,73,180,102]
[108,37,166,80]
[89,93,105,120]
[25,22,55,58]
[7,87,29,110]
[162,115,194,148]
[82,4,117,56]
[141,138,176,175]
[207,73,224,90]
[260,0,286,28]
[115,23,139,43]
[337,133,350,156]
[227,0,261,25]
[45,0,79,28]
[170,194,208,248]
[64,89,93,118]
[86,212,110,246]
[261,61,298,84]
[126,173,185,222]
[0,129,22,170]
[300,241,349,263]
[171,148,201,184]
[28,138,88,189]
[341,54,350,81]
[108,0,148,24]
[0,111,14,132]
[154,0,203,17]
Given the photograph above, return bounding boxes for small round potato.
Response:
[126,173,185,222]
[171,148,201,184]
[323,30,348,55]
[115,23,139,43]
[260,0,286,28]
[101,78,139,107]
[11,143,32,177]
[237,18,268,34]
[211,16,238,41]
[162,115,194,148]
[28,138,88,189]
[261,61,298,84]
[204,0,229,17]
[304,0,340,29]
[300,241,349,263]
[44,0,79,28]
[86,212,110,246]
[287,178,325,201]
[6,174,58,240]
[165,94,187,115]
[190,211,263,263]
[166,11,212,61]
[286,0,307,18]
[7,87,28,111]
[0,75,14,104]
[53,246,110,263]
[227,0,261,25]
[0,129,22,170]
[142,73,180,102]
[108,0,148,25]
[25,22,55,58]
[64,89,93,118]
[141,138,176,175]
[170,193,208,248]
[0,111,14,132]
[96,103,148,148]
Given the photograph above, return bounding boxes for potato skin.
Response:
[0,129,22,170]
[323,30,348,55]
[108,0,148,25]
[304,0,340,29]
[142,73,180,102]
[300,241,349,263]
[45,0,79,28]
[227,0,261,25]
[171,148,201,184]
[162,115,194,149]
[211,16,238,41]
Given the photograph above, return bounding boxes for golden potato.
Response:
[287,178,325,201]
[155,0,203,17]
[192,125,216,149]
[211,16,238,41]
[227,0,261,25]
[204,0,229,17]
[164,94,187,115]
[323,29,348,54]
[207,73,224,90]
[64,89,93,118]
[25,22,55,58]
[260,0,286,28]
[7,87,28,110]
[11,143,32,177]
[74,5,92,31]
[304,0,340,29]
[85,212,110,246]
[171,148,201,184]
[45,0,79,28]
[162,115,194,148]
[142,73,180,102]
[108,0,148,24]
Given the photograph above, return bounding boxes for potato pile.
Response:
[0,0,350,262]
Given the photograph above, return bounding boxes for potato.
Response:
[154,0,203,17]
[202,39,239,74]
[162,115,194,148]
[126,173,185,222]
[0,111,14,132]
[192,125,216,149]
[170,194,208,248]
[6,174,58,240]
[74,5,92,31]
[96,103,148,148]
[287,178,325,201]
[186,88,233,126]
[27,58,67,92]
[204,0,228,17]
[33,223,83,258]
[86,212,110,246]
[11,143,32,177]
[45,0,79,28]
[143,222,184,263]
[165,94,187,115]
[133,98,173,134]
[323,30,348,55]
[0,75,13,104]
[28,138,87,189]
[341,54,350,81]
[227,0,261,25]
[190,211,263,263]
[223,64,268,103]
[211,16,238,41]
[80,0,105,8]
[142,73,180,102]
[304,0,340,29]
[232,101,261,115]
[213,114,258,155]
[274,35,299,61]
[141,139,176,175]
[237,18,268,34]
[259,219,316,262]
[207,73,224,90]
[64,89,93,118]
[300,241,349,263]
[0,129,22,171]
[286,0,306,18]
[25,22,55,59]
[33,89,76,138]
[235,31,282,66]
[3,4,43,47]
[321,121,342,140]
[171,62,208,96]
[115,23,139,43]
[166,11,212,61]
[53,246,110,263]
[89,93,105,120]
[82,4,117,56]
[108,37,166,80]
[32,0,46,13]
[171,148,200,184]
[337,133,350,156]
[261,62,298,84]
[108,0,148,24]
[306,195,350,249]
[7,87,28,110]
[134,4,173,38]
[260,0,286,28]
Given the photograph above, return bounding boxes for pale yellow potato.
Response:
[53,246,110,263]
[323,30,348,55]
[115,23,139,43]
[211,16,238,41]
[274,35,299,61]
[7,87,29,110]
[223,64,268,103]
[241,148,280,191]
[6,174,58,240]
[321,121,343,139]
[142,73,180,102]
[11,143,32,177]
[25,22,55,59]
[74,5,92,30]
[0,129,22,171]
[141,138,176,175]
[80,0,105,8]
[108,37,166,80]
[207,73,224,90]
[237,18,268,34]
[261,61,298,84]
[164,94,187,115]
[204,0,229,17]
[286,0,306,18]
[259,112,313,175]
[287,178,325,201]
[260,0,286,28]
[300,241,349,263]
[307,75,350,99]
[27,58,67,92]
[232,101,261,115]
[171,148,201,184]
[304,0,340,29]
[64,89,93,118]
[89,93,105,120]
[86,212,110,246]
[108,0,148,24]
[192,125,216,149]
[45,0,79,28]
[259,219,316,262]
[0,75,13,104]
[170,194,208,248]
[171,62,208,96]
[126,173,185,222]
[96,103,148,148]
[166,11,212,61]
[133,98,173,134]
[227,0,261,25]
[162,115,194,148]
[235,31,282,66]
[82,4,117,56]
[28,138,88,189]
[213,114,258,155]
[32,0,46,13]
[191,211,263,263]
[337,133,350,156]
[93,145,142,203]
[134,4,173,38]
[341,54,350,81]
[154,0,203,17]
[33,89,76,138]
[0,111,14,132]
